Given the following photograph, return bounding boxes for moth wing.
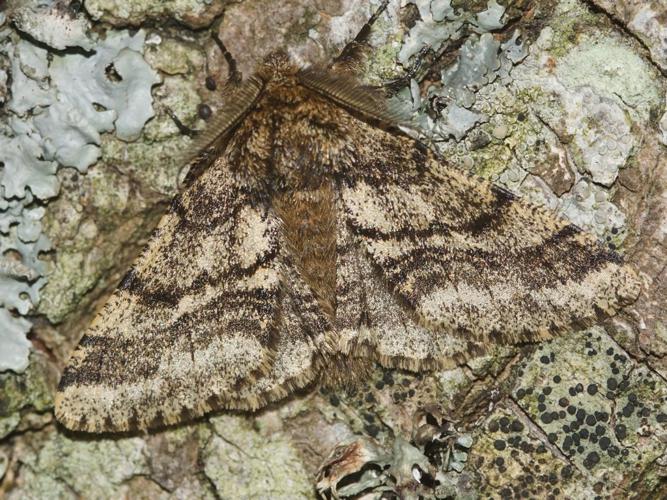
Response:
[336,217,475,371]
[226,266,329,407]
[55,156,326,432]
[337,129,640,368]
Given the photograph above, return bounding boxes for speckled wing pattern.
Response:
[55,156,328,433]
[56,52,640,433]
[336,133,640,361]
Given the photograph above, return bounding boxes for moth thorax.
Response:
[257,51,299,85]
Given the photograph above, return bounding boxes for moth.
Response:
[54,36,640,433]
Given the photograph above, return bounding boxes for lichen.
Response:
[11,0,94,51]
[203,415,313,499]
[0,15,160,369]
[0,309,31,373]
[84,0,228,29]
[7,429,150,499]
[589,0,667,73]
[0,353,56,439]
[511,328,667,494]
[555,34,662,122]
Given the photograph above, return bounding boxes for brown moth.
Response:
[54,45,640,433]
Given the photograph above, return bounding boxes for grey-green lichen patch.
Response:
[143,34,206,77]
[363,34,403,85]
[399,0,463,64]
[589,0,667,73]
[559,86,634,187]
[559,179,628,242]
[0,352,57,439]
[7,428,150,500]
[539,0,600,58]
[0,23,161,370]
[316,437,432,498]
[143,77,202,145]
[402,6,530,145]
[411,0,662,247]
[398,0,512,66]
[10,0,94,51]
[38,166,165,324]
[41,29,161,162]
[325,366,451,442]
[7,420,217,498]
[315,405,476,498]
[511,328,667,495]
[103,136,187,197]
[507,30,654,240]
[84,0,228,29]
[0,309,31,373]
[39,28,205,325]
[314,366,483,497]
[143,424,214,495]
[555,35,662,123]
[440,33,502,108]
[326,432,473,497]
[203,415,313,499]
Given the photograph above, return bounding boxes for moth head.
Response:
[256,50,299,85]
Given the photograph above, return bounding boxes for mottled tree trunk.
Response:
[1,0,666,498]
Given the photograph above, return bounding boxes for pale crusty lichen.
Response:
[510,328,667,496]
[204,415,313,499]
[0,10,161,371]
[84,0,228,29]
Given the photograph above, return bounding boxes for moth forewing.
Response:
[55,51,640,433]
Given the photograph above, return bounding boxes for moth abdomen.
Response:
[272,181,338,320]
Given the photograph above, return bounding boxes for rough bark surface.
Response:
[1,0,666,498]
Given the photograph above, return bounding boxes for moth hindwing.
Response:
[55,51,640,433]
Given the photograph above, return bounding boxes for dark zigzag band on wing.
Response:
[334,215,479,371]
[337,125,640,347]
[55,158,327,432]
[222,265,331,410]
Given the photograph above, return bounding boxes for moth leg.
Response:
[165,108,199,138]
[381,46,430,94]
[333,0,390,69]
[211,32,242,86]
